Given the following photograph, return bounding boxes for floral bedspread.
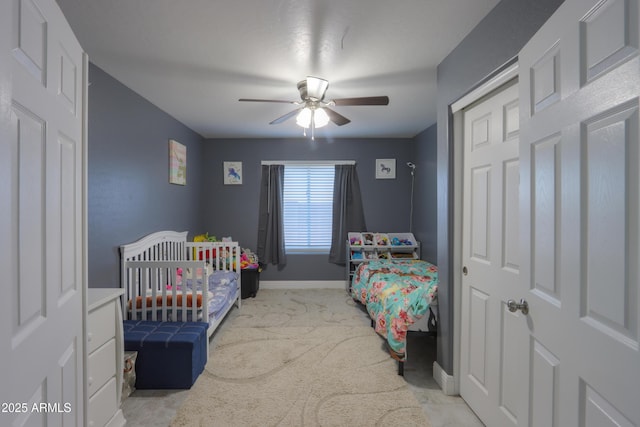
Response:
[351,260,438,360]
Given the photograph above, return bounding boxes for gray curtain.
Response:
[257,165,286,266]
[329,164,367,264]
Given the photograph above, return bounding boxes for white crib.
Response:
[120,230,241,338]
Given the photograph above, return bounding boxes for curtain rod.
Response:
[261,160,356,165]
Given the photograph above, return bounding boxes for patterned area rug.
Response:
[170,289,432,426]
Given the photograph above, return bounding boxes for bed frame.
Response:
[120,230,241,338]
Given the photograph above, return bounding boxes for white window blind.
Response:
[283,165,335,253]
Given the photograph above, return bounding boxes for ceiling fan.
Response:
[239,76,389,139]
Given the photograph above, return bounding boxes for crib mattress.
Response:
[196,270,239,324]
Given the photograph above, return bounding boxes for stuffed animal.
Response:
[193,232,217,242]
[240,248,260,269]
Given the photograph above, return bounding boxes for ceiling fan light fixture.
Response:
[295,107,330,130]
[313,108,330,128]
[296,107,312,128]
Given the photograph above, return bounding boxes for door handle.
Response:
[507,299,529,315]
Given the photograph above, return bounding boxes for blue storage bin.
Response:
[123,320,208,389]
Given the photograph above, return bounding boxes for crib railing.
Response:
[123,260,208,322]
[185,241,240,273]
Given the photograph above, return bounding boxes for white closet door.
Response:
[460,80,523,426]
[0,0,87,425]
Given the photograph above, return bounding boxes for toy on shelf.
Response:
[374,233,389,246]
[365,251,377,260]
[363,233,375,245]
[391,237,414,246]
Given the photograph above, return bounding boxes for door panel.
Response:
[582,104,638,344]
[499,308,520,423]
[530,340,559,427]
[468,287,489,390]
[582,381,635,427]
[14,104,46,330]
[581,0,637,84]
[503,159,520,273]
[471,166,491,262]
[519,0,640,425]
[531,134,561,304]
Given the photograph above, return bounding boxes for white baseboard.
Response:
[433,361,458,396]
[260,280,346,290]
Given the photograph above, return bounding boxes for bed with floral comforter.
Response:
[351,259,438,361]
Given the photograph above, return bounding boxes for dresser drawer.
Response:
[88,300,116,353]
[88,376,118,427]
[88,338,116,397]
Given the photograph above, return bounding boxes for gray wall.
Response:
[88,63,206,287]
[202,137,418,281]
[435,0,564,374]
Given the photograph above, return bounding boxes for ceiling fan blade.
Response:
[323,107,351,126]
[269,108,303,125]
[239,98,297,104]
[332,96,389,106]
[306,76,329,100]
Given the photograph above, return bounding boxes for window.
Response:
[282,165,335,253]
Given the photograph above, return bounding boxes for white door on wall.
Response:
[0,0,87,426]
[460,80,522,426]
[518,0,640,425]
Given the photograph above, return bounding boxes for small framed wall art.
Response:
[375,158,396,179]
[169,139,187,185]
[224,161,242,185]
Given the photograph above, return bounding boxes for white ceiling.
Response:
[56,0,500,139]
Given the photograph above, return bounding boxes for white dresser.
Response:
[87,289,126,427]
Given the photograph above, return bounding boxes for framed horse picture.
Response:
[224,161,242,185]
[375,158,395,179]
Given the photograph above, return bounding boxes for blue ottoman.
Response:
[123,321,208,389]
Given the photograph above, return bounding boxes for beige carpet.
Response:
[170,289,432,426]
